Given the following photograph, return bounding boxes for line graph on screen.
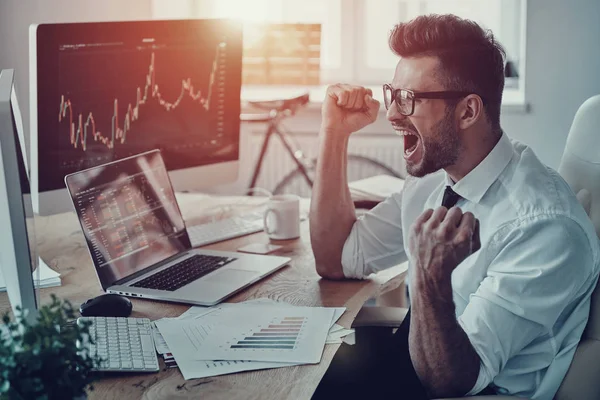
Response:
[58,42,227,151]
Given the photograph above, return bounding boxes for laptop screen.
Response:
[65,150,191,288]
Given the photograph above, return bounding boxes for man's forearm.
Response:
[309,130,356,279]
[409,268,480,397]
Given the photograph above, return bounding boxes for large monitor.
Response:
[0,69,38,322]
[29,19,243,215]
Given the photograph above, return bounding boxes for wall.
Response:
[502,0,600,169]
[0,0,152,156]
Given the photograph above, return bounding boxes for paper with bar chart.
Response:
[155,318,298,380]
[230,316,307,351]
[201,306,334,363]
[154,299,348,379]
[157,305,334,364]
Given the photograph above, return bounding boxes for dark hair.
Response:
[389,14,506,130]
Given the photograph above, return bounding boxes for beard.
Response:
[406,107,460,178]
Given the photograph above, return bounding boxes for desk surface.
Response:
[0,193,407,400]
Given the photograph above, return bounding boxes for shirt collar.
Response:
[446,132,514,204]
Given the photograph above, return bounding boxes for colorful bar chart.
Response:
[229,317,305,350]
[165,305,335,364]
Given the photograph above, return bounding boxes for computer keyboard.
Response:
[187,211,264,247]
[131,254,236,291]
[78,317,159,372]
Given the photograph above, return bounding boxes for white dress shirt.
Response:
[341,132,600,399]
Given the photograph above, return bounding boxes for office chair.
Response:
[352,94,600,400]
[553,94,600,400]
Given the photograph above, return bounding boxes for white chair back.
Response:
[555,94,600,400]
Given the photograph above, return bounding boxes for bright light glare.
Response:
[214,0,274,22]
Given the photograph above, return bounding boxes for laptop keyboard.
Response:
[131,254,236,291]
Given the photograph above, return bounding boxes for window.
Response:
[192,0,348,82]
[152,0,526,103]
[355,0,526,93]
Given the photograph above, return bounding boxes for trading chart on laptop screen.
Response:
[65,151,191,286]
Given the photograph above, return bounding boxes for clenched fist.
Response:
[321,84,380,137]
[409,206,481,283]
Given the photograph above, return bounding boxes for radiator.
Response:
[244,131,406,197]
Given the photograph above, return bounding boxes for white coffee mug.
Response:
[263,194,300,240]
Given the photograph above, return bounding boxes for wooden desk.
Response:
[0,193,407,400]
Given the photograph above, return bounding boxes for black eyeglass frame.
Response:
[382,84,483,116]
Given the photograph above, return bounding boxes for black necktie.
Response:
[441,185,461,208]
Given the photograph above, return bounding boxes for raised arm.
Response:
[309,84,380,279]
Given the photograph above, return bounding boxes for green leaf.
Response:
[0,296,98,398]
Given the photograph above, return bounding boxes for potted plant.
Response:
[0,294,101,399]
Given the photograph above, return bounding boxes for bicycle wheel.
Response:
[272,154,403,198]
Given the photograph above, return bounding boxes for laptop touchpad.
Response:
[205,269,257,285]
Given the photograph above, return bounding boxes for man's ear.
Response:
[457,94,484,130]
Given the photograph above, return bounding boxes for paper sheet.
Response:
[158,306,334,364]
[155,318,298,379]
[325,327,355,344]
[152,324,171,355]
[153,310,351,353]
[349,175,405,201]
[176,298,275,320]
[154,299,350,379]
[176,359,295,379]
[179,299,345,325]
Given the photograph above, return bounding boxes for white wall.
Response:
[0,0,152,155]
[502,0,600,169]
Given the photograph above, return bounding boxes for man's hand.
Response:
[321,84,380,137]
[408,206,482,397]
[409,206,481,284]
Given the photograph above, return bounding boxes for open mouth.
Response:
[398,130,420,158]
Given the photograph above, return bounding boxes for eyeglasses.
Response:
[382,84,476,116]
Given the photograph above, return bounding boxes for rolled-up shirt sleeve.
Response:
[458,216,595,395]
[341,192,407,279]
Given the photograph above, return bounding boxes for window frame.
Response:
[350,0,527,98]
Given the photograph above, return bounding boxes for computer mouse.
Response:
[79,293,133,318]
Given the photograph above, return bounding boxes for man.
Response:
[310,14,600,400]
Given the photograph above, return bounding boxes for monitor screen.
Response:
[65,150,191,288]
[34,19,242,192]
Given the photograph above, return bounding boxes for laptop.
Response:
[64,149,290,306]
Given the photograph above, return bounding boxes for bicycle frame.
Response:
[246,111,314,195]
[242,92,402,205]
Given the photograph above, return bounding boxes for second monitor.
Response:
[29,19,243,215]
